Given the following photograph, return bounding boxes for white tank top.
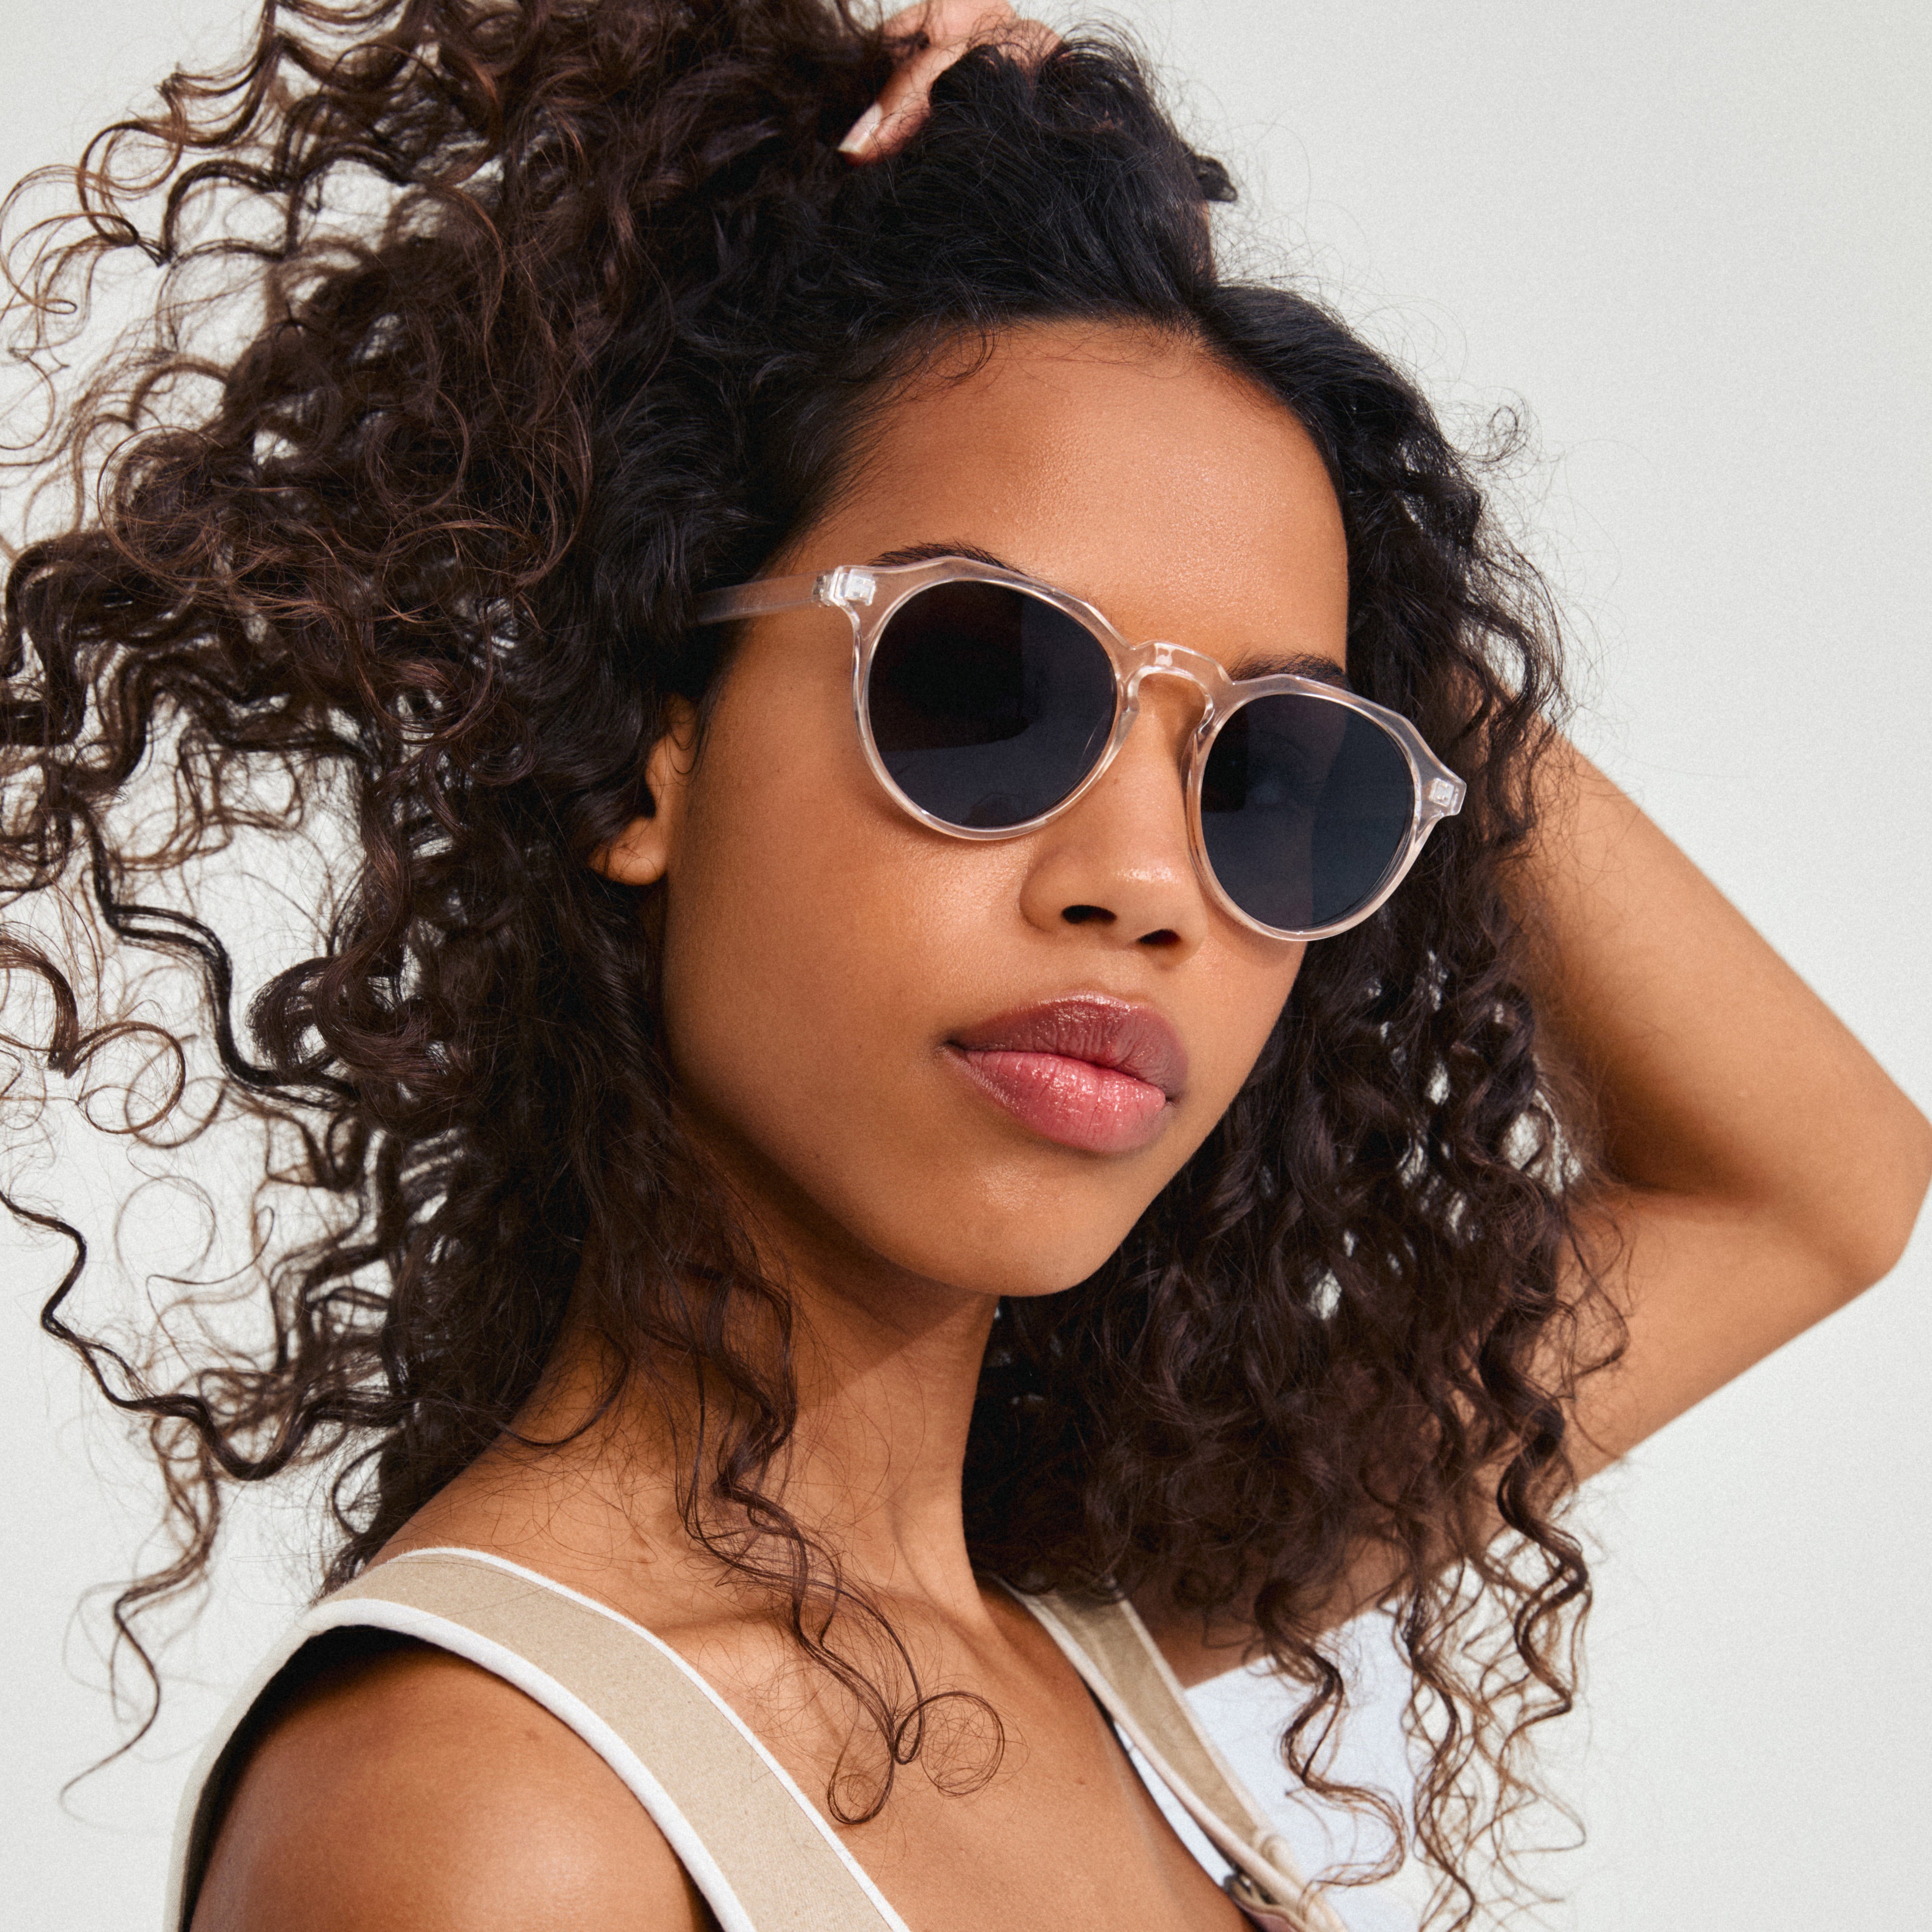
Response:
[168,1546,1347,1932]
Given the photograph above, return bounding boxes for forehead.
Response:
[800,319,1350,675]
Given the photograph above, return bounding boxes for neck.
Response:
[512,1218,1004,1620]
[779,1263,1001,1605]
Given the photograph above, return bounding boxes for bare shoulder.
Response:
[191,1636,711,1932]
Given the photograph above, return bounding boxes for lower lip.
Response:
[948,1047,1171,1154]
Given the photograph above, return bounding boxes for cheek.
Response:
[1182,943,1306,1116]
[655,675,1002,1202]
[653,668,1306,1294]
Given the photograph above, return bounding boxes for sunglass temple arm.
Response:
[693,568,875,625]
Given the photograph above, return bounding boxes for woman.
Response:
[4,2,1925,1928]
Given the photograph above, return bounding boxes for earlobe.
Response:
[590,699,699,886]
[592,814,671,885]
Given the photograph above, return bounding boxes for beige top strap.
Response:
[170,1548,1345,1932]
[169,1547,906,1932]
[1017,1590,1350,1932]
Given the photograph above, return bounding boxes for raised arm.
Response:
[1148,739,1932,1686]
[1515,740,1931,1475]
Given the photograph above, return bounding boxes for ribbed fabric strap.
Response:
[171,1548,906,1932]
[171,1549,1343,1932]
[1021,1591,1349,1932]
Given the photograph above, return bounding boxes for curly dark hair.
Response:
[2,1,1614,1921]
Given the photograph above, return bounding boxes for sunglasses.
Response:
[695,556,1464,941]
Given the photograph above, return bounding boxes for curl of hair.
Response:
[1,2,1616,1921]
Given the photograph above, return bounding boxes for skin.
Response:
[190,28,1932,1920]
[198,324,1347,1932]
[839,0,1058,157]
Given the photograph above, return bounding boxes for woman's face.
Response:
[635,320,1350,1303]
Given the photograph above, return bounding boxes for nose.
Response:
[1015,676,1210,955]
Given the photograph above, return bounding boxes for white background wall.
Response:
[4,3,1927,1927]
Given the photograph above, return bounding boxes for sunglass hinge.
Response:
[817,567,877,608]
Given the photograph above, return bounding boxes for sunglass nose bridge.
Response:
[1123,640,1221,718]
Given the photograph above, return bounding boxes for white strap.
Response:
[171,1549,1344,1932]
[1014,1589,1350,1932]
[170,1548,906,1932]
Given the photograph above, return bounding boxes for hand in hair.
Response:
[839,0,1057,157]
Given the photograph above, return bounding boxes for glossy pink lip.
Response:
[946,996,1187,1154]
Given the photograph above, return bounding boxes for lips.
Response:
[946,996,1187,1154]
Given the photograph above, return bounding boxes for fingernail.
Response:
[838,101,883,156]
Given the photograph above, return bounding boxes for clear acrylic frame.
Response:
[695,555,1466,942]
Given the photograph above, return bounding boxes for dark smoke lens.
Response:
[1200,693,1416,932]
[865,582,1117,829]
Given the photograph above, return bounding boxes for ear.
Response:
[590,697,699,886]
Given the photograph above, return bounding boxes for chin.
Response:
[861,1210,1138,1303]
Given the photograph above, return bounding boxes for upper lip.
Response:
[947,995,1188,1100]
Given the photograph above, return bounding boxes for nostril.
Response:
[1137,927,1181,948]
[1061,904,1115,926]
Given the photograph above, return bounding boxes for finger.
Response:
[838,4,1057,162]
[847,2,1017,154]
[878,0,1018,48]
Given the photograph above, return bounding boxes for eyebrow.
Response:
[869,540,1011,571]
[1230,648,1351,689]
[864,540,1352,689]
